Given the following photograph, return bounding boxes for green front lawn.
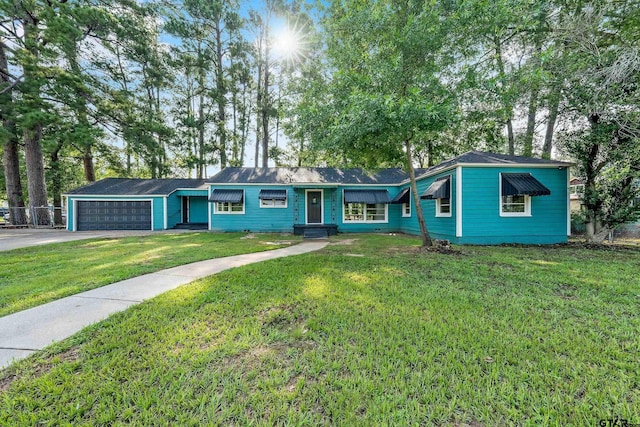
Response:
[1,234,639,425]
[0,232,299,316]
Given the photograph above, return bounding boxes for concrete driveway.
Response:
[0,229,168,252]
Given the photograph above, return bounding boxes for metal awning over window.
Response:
[209,189,243,203]
[258,189,287,200]
[421,176,451,199]
[502,173,550,196]
[390,188,410,204]
[343,189,391,204]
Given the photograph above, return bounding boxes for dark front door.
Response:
[306,191,322,224]
[182,197,189,223]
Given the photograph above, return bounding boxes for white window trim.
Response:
[402,202,411,217]
[436,197,452,217]
[401,193,411,217]
[305,189,324,224]
[259,190,288,208]
[213,190,245,215]
[499,173,531,217]
[342,201,389,224]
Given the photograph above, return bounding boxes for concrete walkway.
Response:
[0,241,328,369]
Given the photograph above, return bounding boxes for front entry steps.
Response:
[294,224,337,239]
[303,228,329,239]
[173,223,208,230]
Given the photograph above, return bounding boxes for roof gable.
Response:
[65,178,208,196]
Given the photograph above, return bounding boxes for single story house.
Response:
[65,151,572,244]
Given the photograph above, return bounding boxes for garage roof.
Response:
[65,178,208,196]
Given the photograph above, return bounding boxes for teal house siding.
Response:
[210,186,294,232]
[166,194,181,229]
[399,170,458,241]
[460,167,568,244]
[189,197,209,223]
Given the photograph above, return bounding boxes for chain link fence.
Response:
[0,206,66,228]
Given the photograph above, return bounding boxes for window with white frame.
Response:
[436,198,451,217]
[259,189,287,208]
[344,203,387,222]
[260,198,286,207]
[216,201,244,213]
[402,201,411,217]
[211,189,245,214]
[500,195,530,216]
[569,184,585,196]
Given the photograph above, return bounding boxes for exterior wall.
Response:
[166,194,181,229]
[459,167,568,244]
[291,187,339,226]
[398,170,457,241]
[189,197,208,223]
[209,185,294,232]
[66,196,165,231]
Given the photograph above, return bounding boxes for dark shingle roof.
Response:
[65,178,208,196]
[413,151,572,181]
[208,167,409,185]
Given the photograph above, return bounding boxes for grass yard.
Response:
[0,232,299,316]
[1,234,639,425]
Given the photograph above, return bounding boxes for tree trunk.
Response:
[254,57,262,168]
[405,139,432,247]
[24,124,50,226]
[523,86,539,157]
[1,39,28,225]
[197,60,206,179]
[261,24,270,168]
[50,142,64,225]
[215,24,227,169]
[3,136,28,225]
[542,89,560,159]
[22,13,49,226]
[494,36,515,155]
[83,147,95,182]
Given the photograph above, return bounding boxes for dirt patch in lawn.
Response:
[0,373,17,393]
[0,346,81,394]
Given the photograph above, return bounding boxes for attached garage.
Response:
[65,178,209,232]
[76,200,152,231]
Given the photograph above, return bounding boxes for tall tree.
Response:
[0,38,27,225]
[305,0,458,246]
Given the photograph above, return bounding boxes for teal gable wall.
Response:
[460,167,568,244]
[398,170,457,240]
[209,186,294,232]
[66,196,165,231]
